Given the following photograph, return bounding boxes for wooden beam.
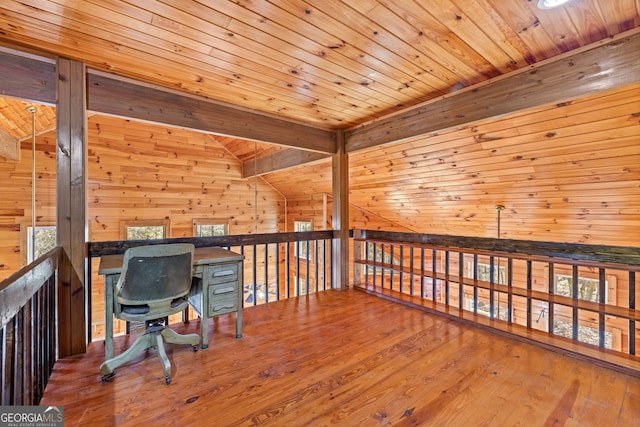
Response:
[86,71,336,154]
[242,148,329,178]
[0,128,19,161]
[331,130,349,290]
[56,58,87,357]
[0,48,55,104]
[345,29,640,153]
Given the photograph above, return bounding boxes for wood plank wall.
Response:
[347,84,640,245]
[0,114,286,338]
[86,115,285,337]
[0,132,56,278]
[267,83,640,248]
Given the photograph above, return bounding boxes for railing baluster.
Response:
[314,240,319,293]
[458,252,464,310]
[264,243,269,303]
[251,244,258,306]
[295,241,300,296]
[572,265,579,341]
[364,241,370,284]
[421,248,426,298]
[409,246,414,296]
[324,239,328,290]
[432,248,437,303]
[444,250,450,305]
[285,242,291,298]
[473,254,478,314]
[489,255,495,318]
[2,319,16,405]
[598,267,606,348]
[526,260,533,328]
[275,242,281,300]
[389,245,395,289]
[629,271,636,356]
[399,245,404,293]
[372,242,377,287]
[507,258,513,323]
[548,262,554,333]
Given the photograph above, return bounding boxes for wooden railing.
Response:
[352,229,640,376]
[87,231,337,338]
[0,247,61,405]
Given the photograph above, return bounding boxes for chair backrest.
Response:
[116,243,195,306]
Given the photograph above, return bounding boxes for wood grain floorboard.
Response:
[40,289,639,426]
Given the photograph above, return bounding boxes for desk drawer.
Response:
[206,263,238,284]
[207,292,239,316]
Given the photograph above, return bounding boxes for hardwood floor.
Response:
[41,289,639,426]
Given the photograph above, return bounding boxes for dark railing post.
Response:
[629,271,636,355]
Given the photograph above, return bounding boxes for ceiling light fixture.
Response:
[537,0,574,9]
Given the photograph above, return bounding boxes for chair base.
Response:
[100,326,199,384]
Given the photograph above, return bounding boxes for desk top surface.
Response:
[98,247,244,275]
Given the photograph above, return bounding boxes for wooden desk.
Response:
[99,247,244,357]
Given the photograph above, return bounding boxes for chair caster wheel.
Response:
[165,376,171,385]
[101,372,116,383]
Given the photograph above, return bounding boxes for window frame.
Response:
[192,218,229,237]
[293,220,313,261]
[21,223,57,264]
[119,219,170,241]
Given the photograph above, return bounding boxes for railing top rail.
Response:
[88,230,338,257]
[356,229,640,269]
[0,246,61,329]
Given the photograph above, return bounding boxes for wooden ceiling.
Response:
[1,0,638,130]
[0,0,639,243]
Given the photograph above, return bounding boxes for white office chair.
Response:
[100,243,200,384]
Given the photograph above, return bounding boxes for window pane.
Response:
[555,274,602,302]
[126,225,164,240]
[28,226,57,262]
[197,224,227,237]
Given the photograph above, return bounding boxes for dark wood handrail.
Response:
[359,230,640,269]
[0,247,61,329]
[87,230,338,257]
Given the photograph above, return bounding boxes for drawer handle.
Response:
[213,303,235,311]
[213,287,235,294]
[213,270,235,277]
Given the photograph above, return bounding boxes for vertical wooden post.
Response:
[56,58,87,357]
[352,229,362,286]
[331,130,349,290]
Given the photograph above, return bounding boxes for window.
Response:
[120,220,169,240]
[193,219,228,237]
[118,220,169,334]
[294,220,312,260]
[24,225,56,263]
[469,261,506,284]
[554,274,605,303]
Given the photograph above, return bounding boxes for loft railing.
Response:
[0,247,60,405]
[352,229,640,376]
[87,231,337,339]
